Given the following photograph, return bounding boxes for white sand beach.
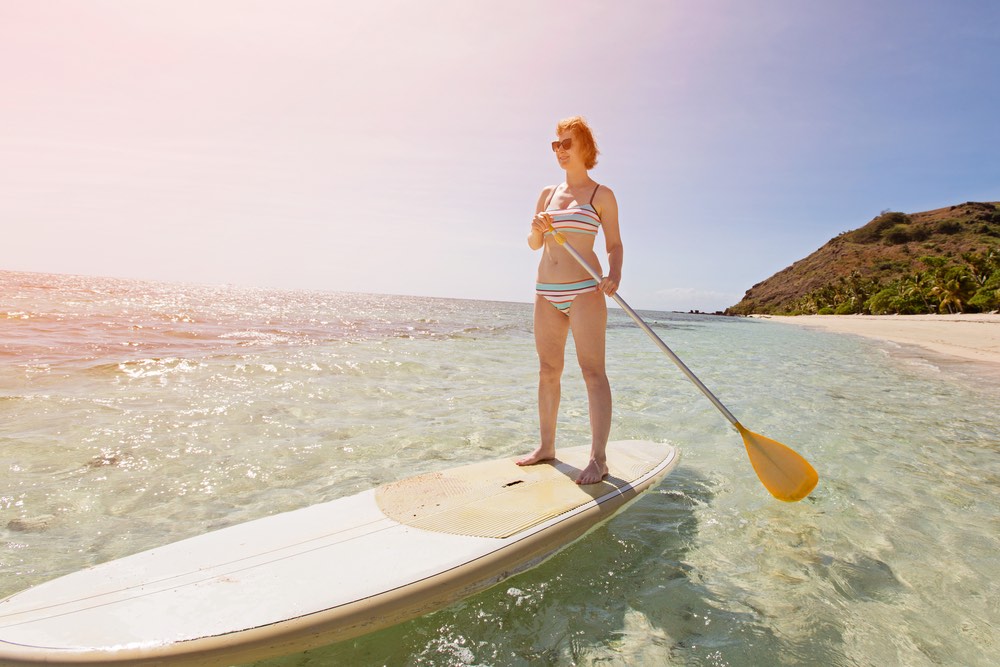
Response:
[759,314,1000,368]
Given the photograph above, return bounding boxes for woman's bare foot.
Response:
[576,458,609,485]
[516,446,555,466]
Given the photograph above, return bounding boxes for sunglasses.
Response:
[550,138,573,152]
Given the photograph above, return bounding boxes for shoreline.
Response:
[754,313,1000,377]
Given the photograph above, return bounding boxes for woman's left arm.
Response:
[596,187,623,296]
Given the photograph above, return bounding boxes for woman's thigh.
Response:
[568,290,607,373]
[534,296,570,369]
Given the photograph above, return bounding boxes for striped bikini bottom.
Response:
[535,279,599,316]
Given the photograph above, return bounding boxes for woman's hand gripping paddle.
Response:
[547,226,818,501]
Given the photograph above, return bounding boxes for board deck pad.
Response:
[376,444,664,538]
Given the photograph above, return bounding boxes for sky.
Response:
[2,0,999,311]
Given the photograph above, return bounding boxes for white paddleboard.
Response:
[0,440,678,666]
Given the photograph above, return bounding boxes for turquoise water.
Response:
[1,270,997,666]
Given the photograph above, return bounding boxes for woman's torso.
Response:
[536,182,604,283]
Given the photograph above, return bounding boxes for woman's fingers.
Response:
[531,212,552,234]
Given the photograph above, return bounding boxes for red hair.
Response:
[556,116,599,169]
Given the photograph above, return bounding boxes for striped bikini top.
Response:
[544,183,602,236]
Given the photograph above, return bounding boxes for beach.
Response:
[758,313,1000,371]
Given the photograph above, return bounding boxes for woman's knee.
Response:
[538,358,564,382]
[579,364,608,389]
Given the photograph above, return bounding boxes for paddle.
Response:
[547,226,819,501]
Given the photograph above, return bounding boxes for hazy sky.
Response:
[3,0,998,311]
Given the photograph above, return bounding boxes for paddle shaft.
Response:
[549,229,740,427]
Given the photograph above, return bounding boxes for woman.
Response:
[517,116,623,485]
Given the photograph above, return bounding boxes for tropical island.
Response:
[726,201,1000,369]
[727,201,1000,316]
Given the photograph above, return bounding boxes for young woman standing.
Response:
[517,116,623,485]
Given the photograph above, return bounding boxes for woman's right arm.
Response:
[527,186,552,250]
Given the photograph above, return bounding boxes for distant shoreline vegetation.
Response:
[728,202,1000,316]
[789,249,998,315]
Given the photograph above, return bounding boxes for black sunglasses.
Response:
[550,138,572,152]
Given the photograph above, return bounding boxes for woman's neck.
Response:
[562,166,591,188]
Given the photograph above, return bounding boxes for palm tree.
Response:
[963,249,999,287]
[901,273,933,313]
[932,267,977,314]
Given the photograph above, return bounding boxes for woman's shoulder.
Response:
[593,182,617,205]
[535,184,560,210]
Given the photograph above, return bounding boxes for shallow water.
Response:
[1,270,997,666]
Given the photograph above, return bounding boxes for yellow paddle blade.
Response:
[737,424,818,502]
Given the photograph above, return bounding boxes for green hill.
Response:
[727,201,1000,315]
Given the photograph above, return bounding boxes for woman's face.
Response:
[552,131,579,169]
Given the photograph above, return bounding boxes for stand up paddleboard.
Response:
[0,440,678,666]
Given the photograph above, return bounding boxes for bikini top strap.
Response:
[544,184,560,208]
[589,183,601,205]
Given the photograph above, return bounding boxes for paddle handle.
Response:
[548,228,740,428]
